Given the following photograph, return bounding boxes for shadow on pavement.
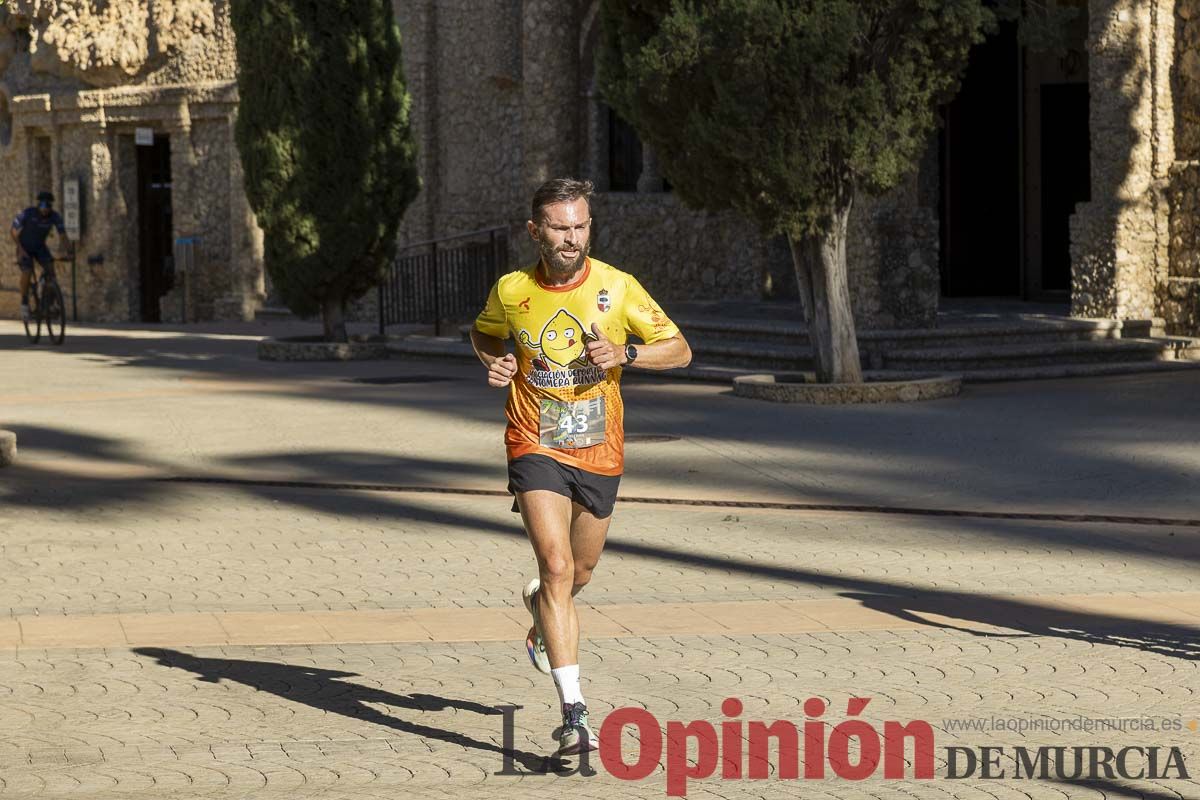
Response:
[0,424,174,510]
[842,591,1200,662]
[8,320,1200,519]
[6,421,1198,664]
[4,423,137,461]
[1049,778,1192,798]
[596,537,1200,663]
[131,477,1200,664]
[132,647,571,775]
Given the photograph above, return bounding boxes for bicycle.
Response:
[20,257,69,345]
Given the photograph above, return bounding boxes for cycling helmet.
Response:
[36,190,54,205]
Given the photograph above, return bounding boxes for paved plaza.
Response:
[0,320,1198,799]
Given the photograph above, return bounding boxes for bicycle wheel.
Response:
[43,283,66,345]
[23,287,40,344]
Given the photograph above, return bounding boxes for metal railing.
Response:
[378,226,510,336]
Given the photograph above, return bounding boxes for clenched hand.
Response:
[585,322,627,370]
[487,353,518,387]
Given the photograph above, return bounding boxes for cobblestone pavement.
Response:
[0,322,1198,798]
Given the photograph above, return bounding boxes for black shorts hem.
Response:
[507,453,621,519]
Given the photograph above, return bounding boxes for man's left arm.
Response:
[591,276,692,370]
[54,214,73,255]
[586,322,691,370]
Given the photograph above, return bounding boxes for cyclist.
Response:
[11,191,72,322]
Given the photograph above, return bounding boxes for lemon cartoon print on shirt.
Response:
[520,309,591,369]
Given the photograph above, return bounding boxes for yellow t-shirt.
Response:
[474,258,680,476]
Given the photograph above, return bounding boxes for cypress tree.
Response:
[231,0,419,342]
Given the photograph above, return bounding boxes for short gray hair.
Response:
[531,177,594,223]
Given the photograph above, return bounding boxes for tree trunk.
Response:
[322,293,349,343]
[788,201,863,384]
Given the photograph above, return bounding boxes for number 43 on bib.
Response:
[539,398,606,449]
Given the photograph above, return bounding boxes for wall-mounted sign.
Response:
[135,127,154,146]
[62,178,81,241]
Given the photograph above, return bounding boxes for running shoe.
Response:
[522,577,551,674]
[557,702,599,754]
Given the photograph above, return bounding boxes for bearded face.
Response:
[538,229,590,277]
[531,197,592,280]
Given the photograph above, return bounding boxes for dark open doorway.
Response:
[1039,83,1091,293]
[939,20,1021,298]
[136,135,173,322]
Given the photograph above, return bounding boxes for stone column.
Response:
[60,96,127,322]
[1071,0,1174,321]
[636,144,664,193]
[81,123,115,320]
[114,132,141,322]
[521,0,579,195]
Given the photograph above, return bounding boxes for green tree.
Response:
[231,0,419,342]
[599,1,1066,383]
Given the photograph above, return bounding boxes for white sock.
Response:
[551,664,584,707]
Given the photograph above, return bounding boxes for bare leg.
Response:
[518,490,578,668]
[518,492,613,668]
[19,270,31,303]
[569,502,610,598]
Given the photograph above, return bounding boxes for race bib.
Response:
[539,397,606,449]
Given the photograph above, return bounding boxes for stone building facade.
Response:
[2,0,1198,335]
[0,0,260,323]
[392,0,1200,334]
[392,0,940,330]
[1071,0,1200,334]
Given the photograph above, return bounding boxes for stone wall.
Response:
[582,192,785,304]
[1174,0,1200,161]
[392,0,524,245]
[849,186,941,331]
[1164,0,1200,334]
[1165,162,1200,333]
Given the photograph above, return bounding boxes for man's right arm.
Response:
[10,219,26,257]
[470,327,518,388]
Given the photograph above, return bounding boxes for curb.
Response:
[732,373,962,404]
[0,430,15,467]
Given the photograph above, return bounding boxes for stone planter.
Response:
[0,430,15,467]
[257,336,390,362]
[733,373,961,404]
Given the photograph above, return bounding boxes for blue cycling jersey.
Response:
[12,207,65,252]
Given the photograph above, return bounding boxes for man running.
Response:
[471,177,691,754]
[11,191,70,322]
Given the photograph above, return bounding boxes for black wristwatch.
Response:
[624,344,638,365]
